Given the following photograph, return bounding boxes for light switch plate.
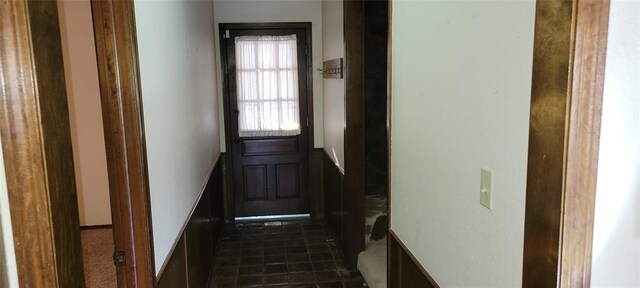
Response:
[480,168,492,210]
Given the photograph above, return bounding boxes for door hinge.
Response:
[224,30,230,39]
[113,251,126,267]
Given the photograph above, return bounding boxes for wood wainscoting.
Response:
[389,231,439,288]
[157,155,224,288]
[323,150,345,249]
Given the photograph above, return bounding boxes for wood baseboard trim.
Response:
[80,225,113,230]
[389,230,439,288]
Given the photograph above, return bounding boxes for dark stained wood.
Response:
[242,139,298,156]
[276,164,300,198]
[0,1,84,287]
[157,156,224,287]
[560,0,610,286]
[80,225,114,230]
[343,0,366,268]
[310,149,325,220]
[186,178,214,288]
[323,151,345,247]
[91,1,156,286]
[386,0,393,285]
[157,236,187,288]
[220,23,313,218]
[388,231,439,288]
[210,156,225,261]
[217,23,320,221]
[522,0,610,287]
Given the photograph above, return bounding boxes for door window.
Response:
[235,35,301,137]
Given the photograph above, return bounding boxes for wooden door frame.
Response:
[91,1,156,287]
[522,0,610,286]
[385,0,611,286]
[342,0,366,268]
[0,1,84,286]
[218,22,316,220]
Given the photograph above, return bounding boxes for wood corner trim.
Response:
[91,0,156,286]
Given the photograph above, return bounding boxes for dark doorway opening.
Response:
[358,0,390,284]
[363,0,389,245]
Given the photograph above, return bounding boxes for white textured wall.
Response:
[58,0,112,226]
[134,0,220,275]
[213,0,324,150]
[0,139,19,287]
[591,1,640,286]
[322,0,345,173]
[390,1,535,286]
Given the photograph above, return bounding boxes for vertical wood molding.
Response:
[560,0,610,286]
[523,0,610,286]
[386,0,393,284]
[0,1,84,287]
[343,0,366,268]
[523,2,574,285]
[91,1,156,287]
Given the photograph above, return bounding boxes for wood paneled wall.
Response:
[157,156,224,288]
[389,231,439,288]
[323,151,345,248]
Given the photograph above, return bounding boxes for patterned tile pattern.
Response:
[210,221,368,288]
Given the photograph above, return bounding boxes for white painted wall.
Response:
[134,0,220,275]
[322,0,345,173]
[0,139,19,287]
[213,0,324,151]
[591,1,640,286]
[390,1,536,286]
[58,0,112,227]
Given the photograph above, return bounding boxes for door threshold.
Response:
[235,214,310,222]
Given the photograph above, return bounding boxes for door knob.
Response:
[233,109,239,114]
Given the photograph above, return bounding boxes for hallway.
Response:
[210,221,366,287]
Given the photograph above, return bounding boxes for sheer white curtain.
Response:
[235,35,301,137]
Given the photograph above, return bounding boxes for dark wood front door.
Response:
[221,24,311,217]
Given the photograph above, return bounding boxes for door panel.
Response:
[243,165,268,201]
[242,139,298,156]
[223,26,310,217]
[276,164,299,199]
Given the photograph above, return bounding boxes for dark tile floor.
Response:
[210,221,367,288]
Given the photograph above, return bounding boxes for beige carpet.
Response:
[357,236,387,288]
[81,228,117,288]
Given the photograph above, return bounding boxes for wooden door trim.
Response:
[0,1,84,286]
[522,0,610,286]
[386,0,393,285]
[218,22,315,219]
[342,0,366,268]
[91,1,156,287]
